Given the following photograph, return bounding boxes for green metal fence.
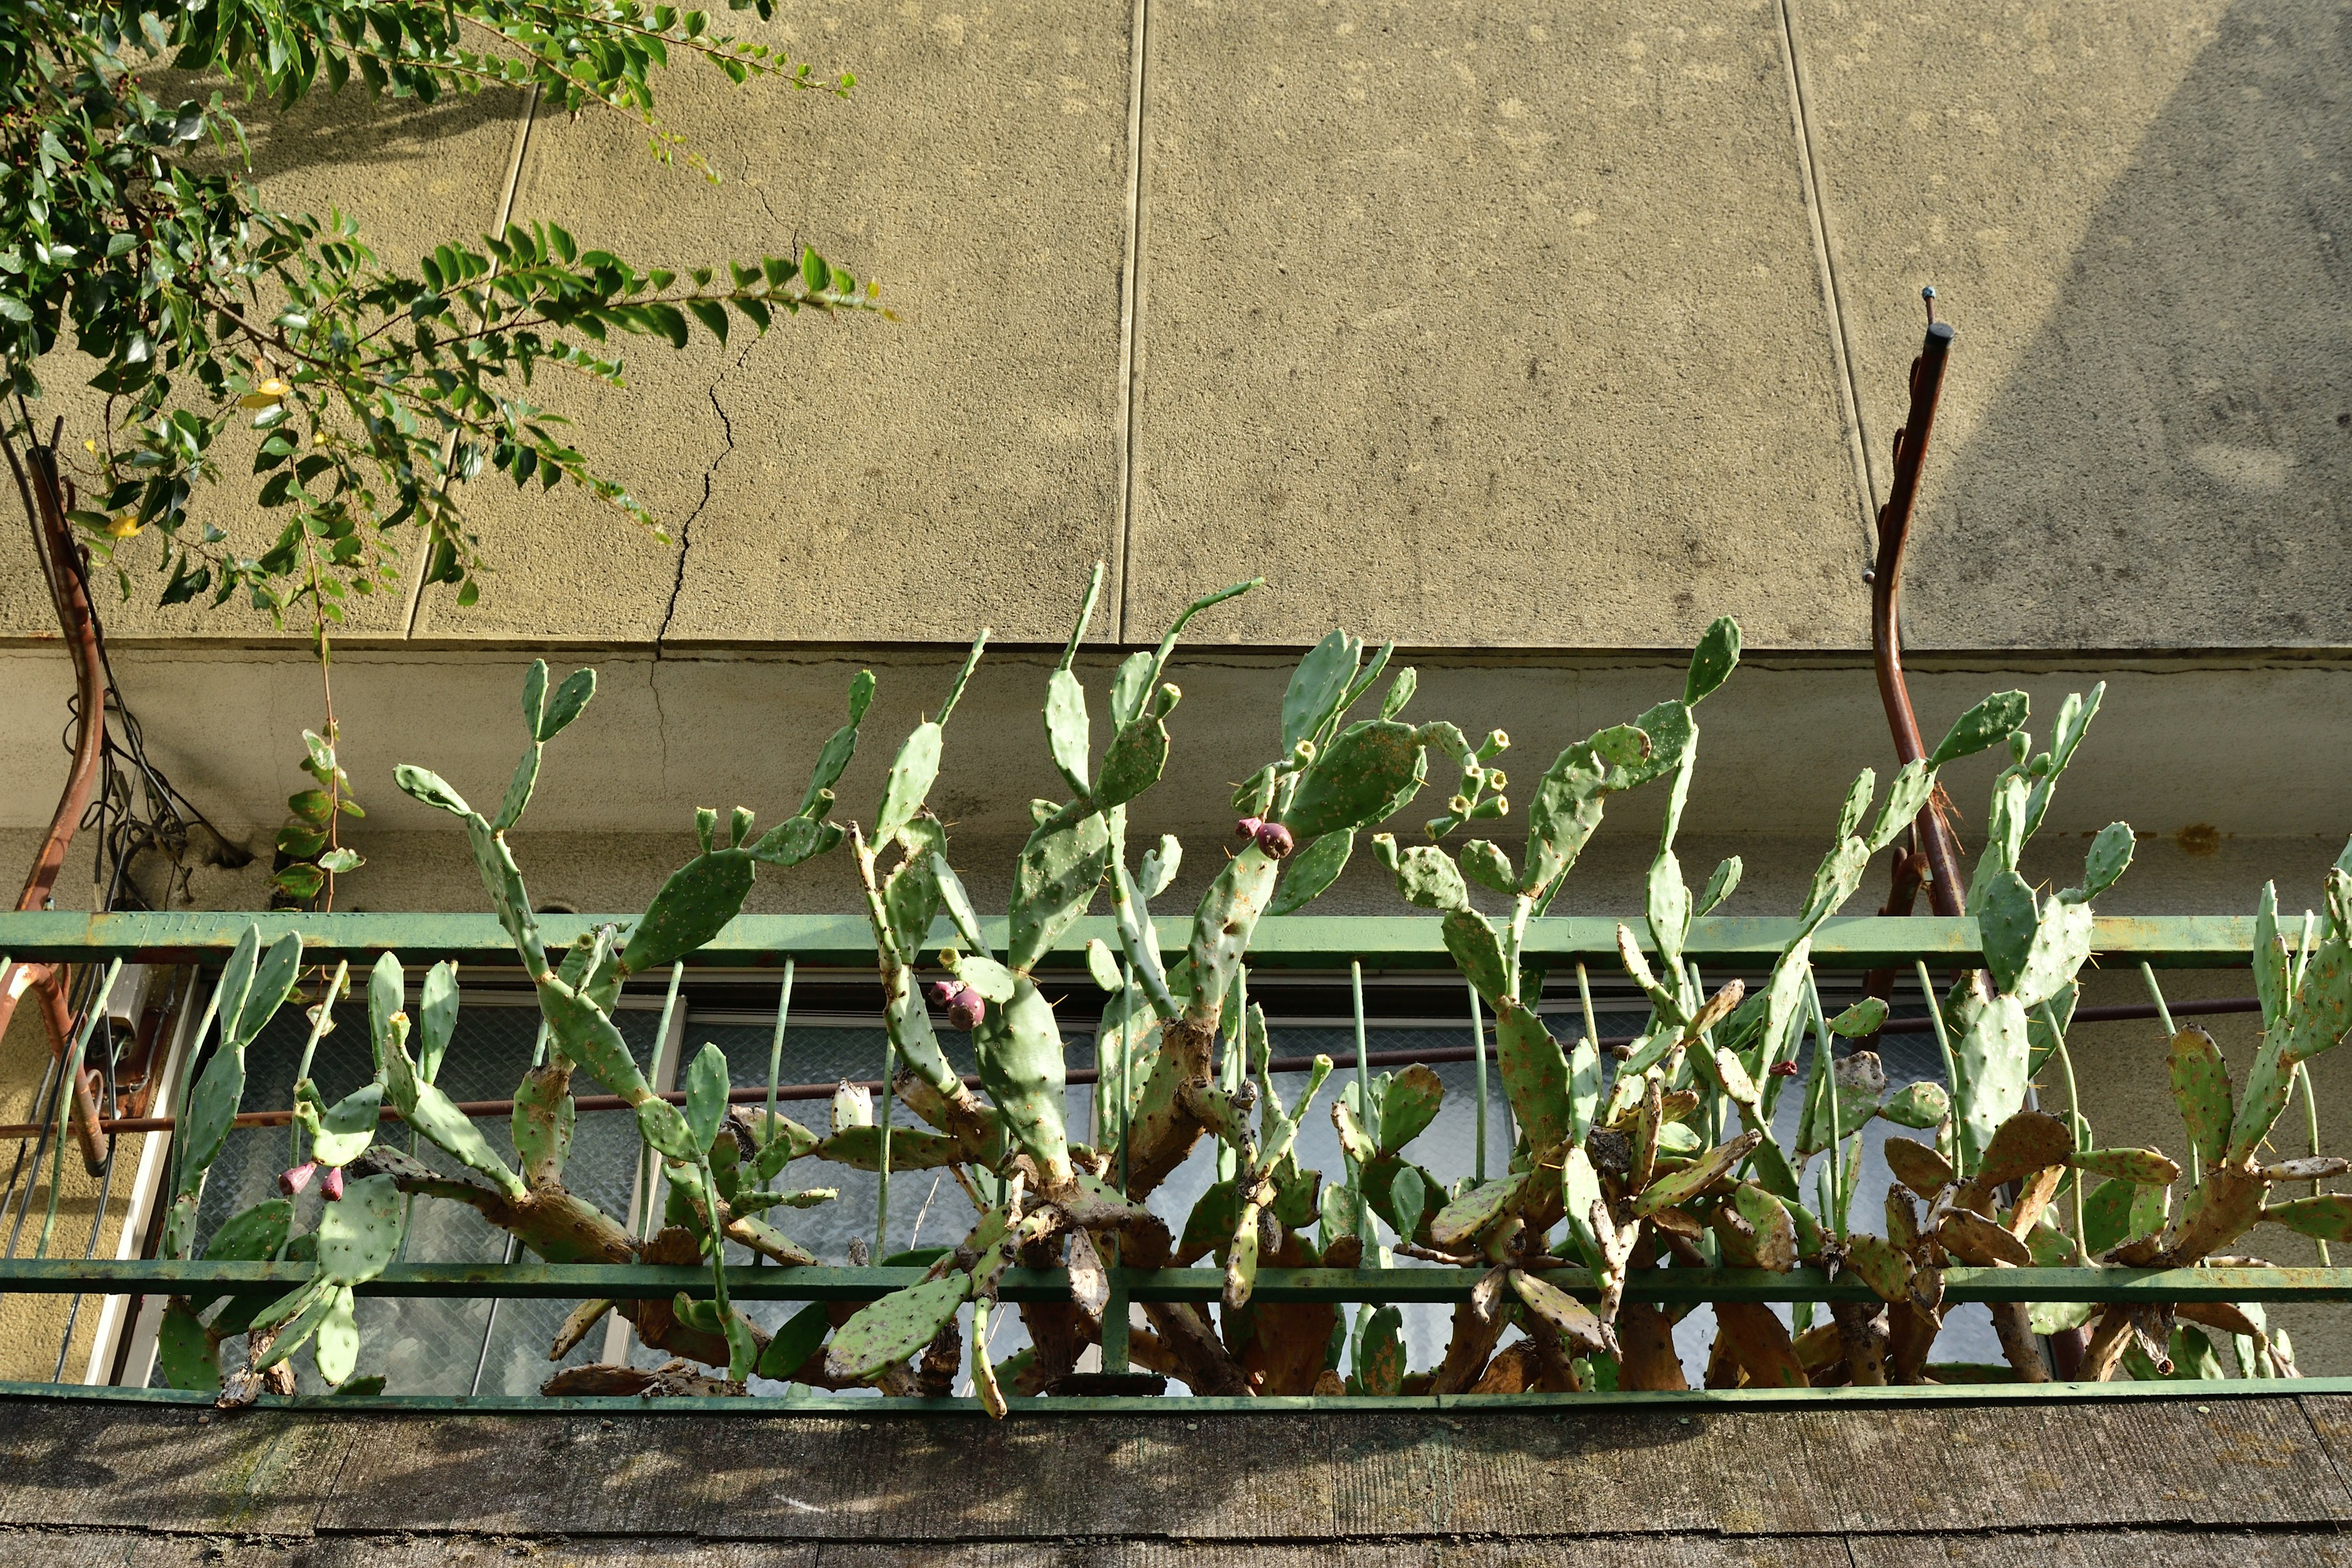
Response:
[0,910,2339,1409]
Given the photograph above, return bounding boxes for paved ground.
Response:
[3,1390,2352,1561]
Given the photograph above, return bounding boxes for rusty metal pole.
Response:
[1868,304,1962,918]
[0,427,111,1173]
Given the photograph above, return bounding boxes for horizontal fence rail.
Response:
[4,1260,2346,1306]
[0,911,2269,968]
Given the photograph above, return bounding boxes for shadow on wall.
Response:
[167,75,528,183]
[1912,1,2351,648]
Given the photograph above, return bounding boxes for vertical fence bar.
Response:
[1688,961,1724,1147]
[1465,979,1488,1183]
[1912,961,1959,1167]
[163,965,222,1259]
[875,1006,894,1261]
[287,962,350,1170]
[633,963,687,1243]
[1118,960,1134,1196]
[2138,963,2192,1183]
[2043,1002,2089,1250]
[2298,1060,2331,1265]
[764,959,794,1146]
[474,997,552,1392]
[1805,970,1843,1237]
[1351,960,1371,1249]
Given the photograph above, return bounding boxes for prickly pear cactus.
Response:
[270,578,2315,1404]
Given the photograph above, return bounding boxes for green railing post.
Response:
[761,958,795,1267]
[2139,963,2193,1184]
[2299,1059,2331,1267]
[632,962,687,1243]
[287,961,350,1172]
[1913,960,1960,1169]
[1351,960,1371,1251]
[1466,978,1487,1183]
[1101,1268,1131,1373]
[876,991,895,1262]
[2043,1001,2090,1251]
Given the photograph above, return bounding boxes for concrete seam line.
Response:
[404,82,543,641]
[1776,1,1879,546]
[1112,0,1152,642]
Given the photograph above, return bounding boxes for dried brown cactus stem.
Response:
[1989,1300,2053,1382]
[1109,1204,1251,1394]
[1119,1014,1221,1198]
[1515,1310,1588,1393]
[1830,1298,1892,1386]
[1888,1302,1940,1383]
[1017,1233,1084,1386]
[1430,1295,1512,1393]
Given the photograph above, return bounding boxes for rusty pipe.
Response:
[1868,315,1962,917]
[1,429,111,1172]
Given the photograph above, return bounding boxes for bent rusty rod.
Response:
[0,431,110,1173]
[1869,311,1961,915]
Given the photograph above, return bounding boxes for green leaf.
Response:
[1521,723,1649,898]
[309,1082,382,1166]
[1376,1063,1445,1155]
[1354,1303,1405,1395]
[875,723,941,845]
[757,1301,833,1380]
[520,660,549,737]
[317,1174,406,1286]
[394,765,472,817]
[1458,839,1515,896]
[620,848,756,974]
[1282,631,1360,752]
[684,1043,730,1153]
[538,668,596,741]
[1390,843,1469,913]
[1694,854,1742,917]
[1493,1000,1574,1152]
[1267,830,1352,917]
[686,298,729,344]
[973,978,1071,1183]
[1975,869,2039,995]
[314,1286,361,1386]
[1442,910,1508,1009]
[824,1274,970,1381]
[154,1300,221,1392]
[1008,812,1109,973]
[1867,760,1934,854]
[230,933,304,1050]
[1285,720,1428,839]
[1044,668,1090,798]
[202,1199,293,1263]
[1929,690,2030,768]
[417,962,461,1085]
[1828,998,1888,1037]
[1683,616,1741,704]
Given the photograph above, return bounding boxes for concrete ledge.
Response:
[1,1390,2348,1548]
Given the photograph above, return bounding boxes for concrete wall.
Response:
[4,0,2345,650]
